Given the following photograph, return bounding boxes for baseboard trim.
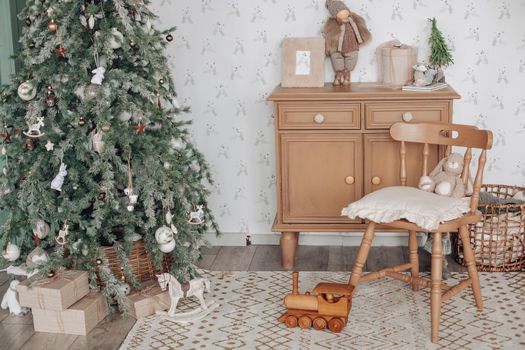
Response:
[204,232,425,247]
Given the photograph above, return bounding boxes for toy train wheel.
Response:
[285,315,298,328]
[298,316,312,329]
[328,318,344,333]
[313,317,327,330]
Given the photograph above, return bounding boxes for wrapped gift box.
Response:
[124,280,170,319]
[376,40,418,87]
[17,270,89,311]
[32,292,109,335]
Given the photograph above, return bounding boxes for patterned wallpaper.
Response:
[152,0,525,236]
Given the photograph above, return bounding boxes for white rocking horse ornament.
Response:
[23,116,45,138]
[156,272,218,322]
[188,205,205,225]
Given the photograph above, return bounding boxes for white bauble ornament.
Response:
[32,219,50,239]
[18,81,37,101]
[127,204,135,212]
[118,283,131,296]
[2,243,20,262]
[109,28,124,49]
[155,226,174,245]
[159,239,176,253]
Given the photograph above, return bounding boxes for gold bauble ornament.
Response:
[96,258,103,265]
[101,124,110,132]
[45,93,57,108]
[47,270,55,278]
[78,116,86,127]
[22,138,36,150]
[166,33,173,42]
[48,19,58,32]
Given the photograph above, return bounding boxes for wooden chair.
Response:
[348,122,493,343]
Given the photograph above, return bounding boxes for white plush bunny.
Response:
[51,162,68,192]
[413,63,436,87]
[91,67,106,85]
[1,280,29,316]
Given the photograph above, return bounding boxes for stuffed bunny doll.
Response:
[418,152,465,198]
[418,153,466,280]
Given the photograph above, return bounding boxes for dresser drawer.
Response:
[278,102,360,130]
[365,101,449,129]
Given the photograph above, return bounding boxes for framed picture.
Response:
[281,37,325,88]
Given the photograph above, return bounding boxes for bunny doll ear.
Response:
[429,157,448,177]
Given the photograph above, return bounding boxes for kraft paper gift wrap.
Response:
[124,280,170,319]
[376,40,418,87]
[17,270,90,311]
[32,292,109,336]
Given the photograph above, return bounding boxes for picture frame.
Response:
[281,37,325,88]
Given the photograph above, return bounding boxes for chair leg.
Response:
[430,232,442,344]
[349,222,376,287]
[408,230,419,292]
[459,225,483,310]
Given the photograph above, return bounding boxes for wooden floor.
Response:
[0,245,465,350]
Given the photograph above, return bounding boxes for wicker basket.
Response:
[454,184,525,272]
[100,240,171,284]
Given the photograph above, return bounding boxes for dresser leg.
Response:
[280,232,299,271]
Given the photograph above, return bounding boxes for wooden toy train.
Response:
[278,272,355,333]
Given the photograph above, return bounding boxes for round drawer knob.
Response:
[371,176,382,185]
[345,176,355,185]
[402,112,414,122]
[313,113,325,124]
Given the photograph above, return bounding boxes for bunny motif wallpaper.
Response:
[152,0,525,239]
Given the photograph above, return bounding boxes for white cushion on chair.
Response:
[341,186,470,231]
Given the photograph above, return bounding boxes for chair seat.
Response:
[342,186,472,231]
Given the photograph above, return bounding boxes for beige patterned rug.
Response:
[120,271,525,350]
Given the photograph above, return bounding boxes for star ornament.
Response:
[55,46,66,58]
[134,122,146,135]
[45,140,54,151]
[1,130,11,143]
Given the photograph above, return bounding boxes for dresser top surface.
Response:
[268,82,460,101]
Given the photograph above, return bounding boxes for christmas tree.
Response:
[428,17,454,68]
[0,0,217,308]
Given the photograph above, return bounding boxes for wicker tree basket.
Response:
[455,184,525,272]
[100,240,171,284]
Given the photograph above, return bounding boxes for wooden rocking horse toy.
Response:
[279,272,354,333]
[156,272,219,322]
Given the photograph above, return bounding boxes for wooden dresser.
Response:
[268,83,461,270]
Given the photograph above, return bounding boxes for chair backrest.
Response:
[390,122,493,213]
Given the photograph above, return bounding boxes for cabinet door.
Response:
[364,134,440,194]
[281,133,362,223]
